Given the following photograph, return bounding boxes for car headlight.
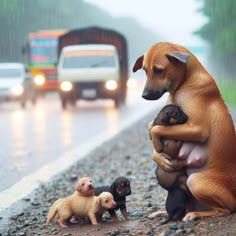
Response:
[60,81,73,92]
[11,84,24,96]
[34,75,45,86]
[105,80,118,91]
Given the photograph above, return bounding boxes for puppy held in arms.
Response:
[133,42,236,221]
[152,104,191,224]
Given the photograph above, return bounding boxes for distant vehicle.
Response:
[58,44,121,108]
[22,29,67,95]
[57,26,128,109]
[0,63,36,108]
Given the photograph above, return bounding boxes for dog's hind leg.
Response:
[183,172,235,221]
[57,209,72,228]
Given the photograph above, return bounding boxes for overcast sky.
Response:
[85,0,208,47]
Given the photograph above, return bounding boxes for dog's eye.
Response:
[153,67,163,76]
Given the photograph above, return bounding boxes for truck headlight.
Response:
[11,84,24,96]
[105,80,118,91]
[34,75,45,86]
[60,81,73,92]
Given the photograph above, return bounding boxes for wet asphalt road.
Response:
[0,82,162,193]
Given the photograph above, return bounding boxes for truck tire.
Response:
[61,98,67,109]
[114,97,121,108]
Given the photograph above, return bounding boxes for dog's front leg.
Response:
[152,148,186,172]
[88,213,98,225]
[151,123,209,152]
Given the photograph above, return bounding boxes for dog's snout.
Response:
[88,183,94,189]
[142,88,165,100]
[112,201,116,208]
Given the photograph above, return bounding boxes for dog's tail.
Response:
[46,200,60,226]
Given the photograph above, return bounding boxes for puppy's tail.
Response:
[46,200,60,226]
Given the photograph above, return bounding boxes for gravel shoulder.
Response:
[1,108,236,236]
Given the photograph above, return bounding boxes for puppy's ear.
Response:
[110,182,116,193]
[76,184,81,192]
[133,55,144,72]
[166,51,190,64]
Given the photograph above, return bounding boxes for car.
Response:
[0,63,37,108]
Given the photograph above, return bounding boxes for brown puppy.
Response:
[46,177,116,227]
[153,104,188,190]
[153,104,191,223]
[133,42,236,221]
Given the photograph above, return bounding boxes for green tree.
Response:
[196,0,236,76]
[0,0,161,64]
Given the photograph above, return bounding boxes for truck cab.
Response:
[58,44,121,109]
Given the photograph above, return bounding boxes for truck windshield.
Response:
[0,69,22,78]
[62,55,115,69]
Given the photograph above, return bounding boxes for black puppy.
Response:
[153,104,191,223]
[95,176,131,222]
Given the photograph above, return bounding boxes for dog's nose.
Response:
[142,89,166,100]
[88,184,94,189]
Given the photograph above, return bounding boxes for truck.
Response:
[23,29,67,95]
[57,26,128,109]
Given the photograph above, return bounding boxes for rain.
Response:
[0,0,236,235]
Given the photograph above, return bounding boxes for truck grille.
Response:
[46,73,57,80]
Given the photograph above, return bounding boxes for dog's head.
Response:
[133,42,191,100]
[98,192,116,209]
[110,176,131,197]
[154,104,188,126]
[76,177,94,197]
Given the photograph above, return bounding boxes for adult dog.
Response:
[133,42,236,221]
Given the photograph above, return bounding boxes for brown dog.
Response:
[46,177,116,227]
[133,42,236,221]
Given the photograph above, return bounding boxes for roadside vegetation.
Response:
[217,79,236,107]
[196,0,236,108]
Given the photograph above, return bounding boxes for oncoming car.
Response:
[58,44,121,109]
[0,63,37,108]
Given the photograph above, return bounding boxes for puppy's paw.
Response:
[182,212,197,221]
[148,210,167,219]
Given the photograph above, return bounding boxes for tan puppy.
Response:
[46,177,116,227]
[133,42,236,221]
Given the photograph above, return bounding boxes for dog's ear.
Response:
[133,55,144,72]
[110,182,116,193]
[166,51,190,64]
[76,184,81,192]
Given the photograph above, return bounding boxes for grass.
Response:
[216,79,236,108]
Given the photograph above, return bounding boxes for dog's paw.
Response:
[148,210,167,219]
[182,212,197,221]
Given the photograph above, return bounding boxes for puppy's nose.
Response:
[88,184,94,189]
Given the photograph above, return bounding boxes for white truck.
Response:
[58,44,121,108]
[57,26,128,109]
